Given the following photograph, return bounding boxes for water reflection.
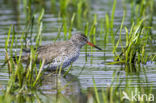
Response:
[39,71,87,103]
[0,71,87,103]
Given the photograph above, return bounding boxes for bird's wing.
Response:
[36,41,71,64]
[17,41,72,64]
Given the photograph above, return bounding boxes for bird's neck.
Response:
[70,40,81,49]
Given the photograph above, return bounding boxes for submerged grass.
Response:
[93,78,100,103]
[111,17,150,65]
[1,9,45,99]
[108,1,154,66]
[92,70,155,103]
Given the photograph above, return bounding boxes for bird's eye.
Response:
[82,37,87,41]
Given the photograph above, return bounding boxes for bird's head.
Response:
[70,33,102,50]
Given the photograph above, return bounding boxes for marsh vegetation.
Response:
[0,0,156,103]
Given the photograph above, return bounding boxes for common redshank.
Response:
[18,33,102,70]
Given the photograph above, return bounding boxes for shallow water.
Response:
[0,0,156,102]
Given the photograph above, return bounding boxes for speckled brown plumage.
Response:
[18,33,102,70]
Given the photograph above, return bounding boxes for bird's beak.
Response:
[87,41,102,50]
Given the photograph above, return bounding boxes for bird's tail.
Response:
[1,49,31,68]
[1,55,27,68]
[1,56,18,68]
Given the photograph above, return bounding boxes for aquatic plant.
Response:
[92,70,154,103]
[111,17,150,65]
[107,0,154,66]
[2,9,45,95]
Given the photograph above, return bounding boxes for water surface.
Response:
[0,0,156,102]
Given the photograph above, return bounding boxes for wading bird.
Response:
[14,33,102,70]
